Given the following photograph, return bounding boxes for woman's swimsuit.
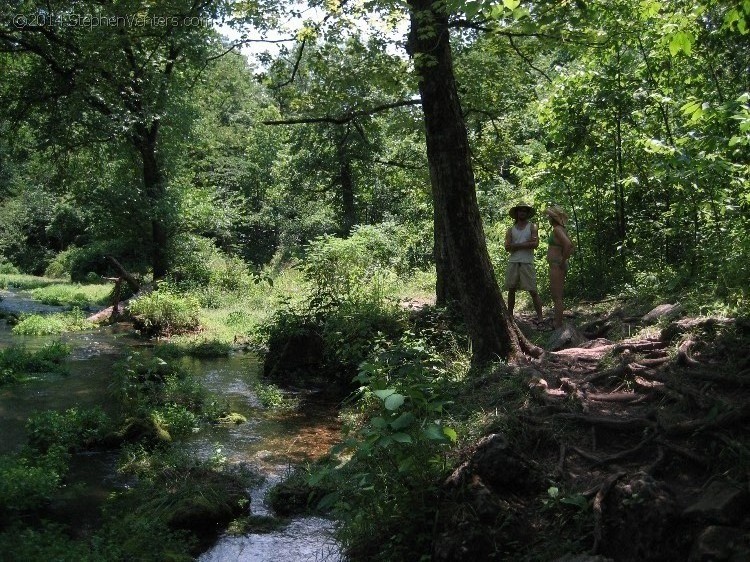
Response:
[547,229,566,269]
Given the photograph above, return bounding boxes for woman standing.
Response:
[545,206,574,329]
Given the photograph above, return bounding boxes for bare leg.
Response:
[549,265,565,328]
[529,290,543,322]
[507,288,516,316]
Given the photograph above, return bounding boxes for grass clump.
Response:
[0,274,60,290]
[12,309,94,335]
[129,285,201,337]
[253,381,299,411]
[29,283,112,308]
[0,342,71,385]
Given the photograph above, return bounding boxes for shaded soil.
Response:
[433,304,750,561]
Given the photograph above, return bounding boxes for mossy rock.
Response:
[165,471,248,542]
[216,412,247,425]
[117,416,172,446]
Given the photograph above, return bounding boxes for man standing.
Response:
[504,202,544,325]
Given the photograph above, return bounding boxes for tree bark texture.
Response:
[338,147,356,236]
[136,122,169,280]
[407,0,518,364]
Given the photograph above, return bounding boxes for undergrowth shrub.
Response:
[0,342,70,385]
[128,286,201,336]
[112,353,228,433]
[12,310,93,335]
[26,407,112,454]
[313,333,460,561]
[0,447,70,515]
[303,224,405,307]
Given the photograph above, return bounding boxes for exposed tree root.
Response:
[592,472,626,554]
[554,413,656,431]
[677,339,700,367]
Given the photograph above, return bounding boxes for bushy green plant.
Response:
[128,286,201,336]
[0,523,95,562]
[108,447,248,557]
[0,342,71,385]
[313,333,458,560]
[303,225,402,307]
[12,309,94,335]
[26,407,112,454]
[252,381,299,411]
[112,353,226,428]
[151,404,199,438]
[0,446,69,513]
[0,260,20,274]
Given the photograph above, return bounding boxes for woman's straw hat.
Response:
[545,205,569,226]
[508,202,536,219]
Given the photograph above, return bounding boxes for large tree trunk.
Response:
[407,0,519,365]
[136,122,169,280]
[338,147,356,236]
[433,195,461,306]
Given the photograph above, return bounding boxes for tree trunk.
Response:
[406,0,519,365]
[136,122,168,280]
[338,148,356,236]
[433,192,460,306]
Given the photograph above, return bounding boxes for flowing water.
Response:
[0,288,343,561]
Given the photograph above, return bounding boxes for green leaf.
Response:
[384,393,405,411]
[464,1,481,19]
[423,424,447,441]
[373,389,396,400]
[503,0,520,9]
[391,432,412,443]
[390,412,416,430]
[317,492,339,511]
[442,427,458,443]
[668,31,694,56]
[371,416,389,429]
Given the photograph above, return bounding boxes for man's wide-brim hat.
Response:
[508,202,535,219]
[545,205,569,226]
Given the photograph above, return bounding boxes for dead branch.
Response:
[105,256,140,293]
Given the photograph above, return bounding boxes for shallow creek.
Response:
[0,289,343,561]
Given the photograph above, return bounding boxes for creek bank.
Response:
[430,308,750,561]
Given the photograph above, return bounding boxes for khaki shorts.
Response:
[503,262,538,291]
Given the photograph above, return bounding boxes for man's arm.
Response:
[504,228,514,252]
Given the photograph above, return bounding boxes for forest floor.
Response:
[431,299,750,561]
